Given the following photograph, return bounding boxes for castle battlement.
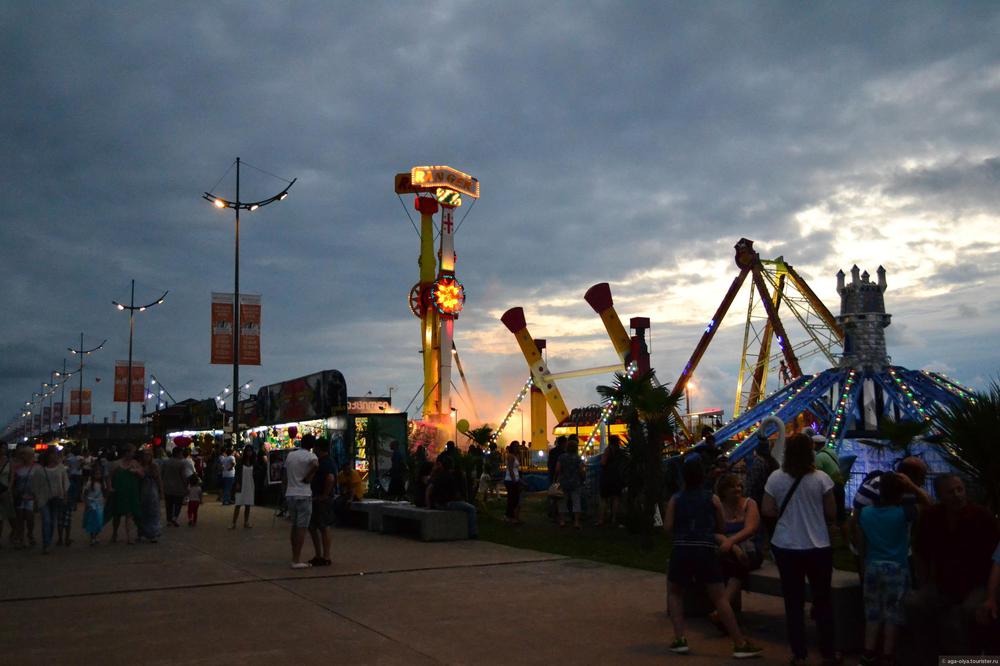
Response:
[836,265,891,371]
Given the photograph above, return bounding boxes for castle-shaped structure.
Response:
[837,265,891,371]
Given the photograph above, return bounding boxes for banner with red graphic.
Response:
[69,389,92,416]
[211,292,235,365]
[211,293,261,365]
[239,294,261,366]
[114,361,145,402]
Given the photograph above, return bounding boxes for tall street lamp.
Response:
[112,279,167,425]
[68,333,106,428]
[53,362,77,434]
[203,157,295,447]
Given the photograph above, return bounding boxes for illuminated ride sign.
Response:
[411,166,480,199]
[431,275,465,319]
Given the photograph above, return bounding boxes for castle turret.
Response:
[837,265,891,371]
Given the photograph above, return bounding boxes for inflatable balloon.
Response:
[456,419,470,434]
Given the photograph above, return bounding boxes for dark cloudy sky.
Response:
[3,2,999,437]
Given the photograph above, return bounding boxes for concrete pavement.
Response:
[0,499,806,665]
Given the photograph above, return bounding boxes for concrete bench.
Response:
[744,561,862,653]
[379,504,469,542]
[673,560,862,653]
[347,500,391,531]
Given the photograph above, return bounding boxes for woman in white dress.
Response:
[230,446,256,529]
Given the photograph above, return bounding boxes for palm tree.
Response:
[597,370,680,547]
[878,418,931,457]
[934,379,1000,515]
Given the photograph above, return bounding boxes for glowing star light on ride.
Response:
[431,276,465,319]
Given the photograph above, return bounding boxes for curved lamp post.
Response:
[113,280,167,424]
[68,334,106,428]
[202,157,295,446]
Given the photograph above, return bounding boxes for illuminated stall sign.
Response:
[410,166,480,199]
[348,397,392,414]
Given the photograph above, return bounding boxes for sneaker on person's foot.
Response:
[668,637,689,654]
[732,641,763,659]
[290,562,312,569]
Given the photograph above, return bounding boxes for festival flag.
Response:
[211,292,234,365]
[239,294,261,366]
[53,402,63,425]
[69,389,92,416]
[114,361,146,402]
[211,292,261,365]
[42,405,51,430]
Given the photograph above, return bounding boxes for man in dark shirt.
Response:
[426,455,478,538]
[308,438,337,566]
[909,474,1000,655]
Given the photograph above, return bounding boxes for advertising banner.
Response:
[53,402,63,425]
[211,292,235,365]
[211,293,261,365]
[239,294,261,366]
[33,414,41,432]
[69,389,92,416]
[257,370,347,425]
[114,361,145,402]
[42,406,51,430]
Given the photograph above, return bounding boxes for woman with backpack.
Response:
[762,432,838,666]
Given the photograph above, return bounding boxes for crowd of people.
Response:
[663,431,1000,663]
[4,429,999,662]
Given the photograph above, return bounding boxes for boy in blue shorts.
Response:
[856,472,916,666]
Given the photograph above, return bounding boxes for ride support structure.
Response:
[497,283,651,453]
[396,166,480,442]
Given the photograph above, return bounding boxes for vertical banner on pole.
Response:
[114,361,146,402]
[33,414,41,433]
[69,390,92,416]
[53,402,63,425]
[43,406,51,431]
[239,294,261,366]
[211,292,234,364]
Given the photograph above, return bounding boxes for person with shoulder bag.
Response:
[761,433,838,666]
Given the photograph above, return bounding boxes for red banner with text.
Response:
[239,294,261,366]
[211,293,261,365]
[211,292,234,365]
[69,389,92,416]
[114,361,145,402]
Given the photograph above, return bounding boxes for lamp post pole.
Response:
[203,157,295,450]
[233,157,241,447]
[113,280,167,425]
[68,333,106,429]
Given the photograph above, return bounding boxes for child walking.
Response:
[82,467,106,545]
[664,459,763,659]
[187,475,203,526]
[856,472,916,666]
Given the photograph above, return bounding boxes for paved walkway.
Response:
[0,499,806,665]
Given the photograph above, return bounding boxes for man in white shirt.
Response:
[284,437,318,569]
[220,447,236,505]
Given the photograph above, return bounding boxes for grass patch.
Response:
[476,493,858,574]
[477,493,670,573]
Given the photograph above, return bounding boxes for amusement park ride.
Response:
[395,166,481,442]
[491,237,974,480]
